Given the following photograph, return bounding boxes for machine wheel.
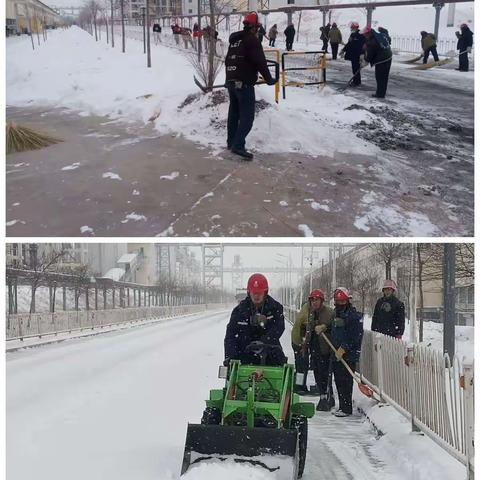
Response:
[291,415,308,478]
[201,407,221,425]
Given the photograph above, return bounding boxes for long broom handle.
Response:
[320,332,358,382]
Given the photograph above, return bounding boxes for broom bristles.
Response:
[6,122,62,155]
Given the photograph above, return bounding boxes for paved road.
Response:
[7,309,408,480]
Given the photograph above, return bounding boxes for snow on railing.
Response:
[6,303,230,341]
[359,330,474,479]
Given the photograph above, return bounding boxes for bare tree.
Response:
[89,0,100,41]
[354,264,378,314]
[373,244,408,279]
[27,247,68,316]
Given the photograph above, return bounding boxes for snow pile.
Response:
[354,393,465,480]
[182,455,296,480]
[6,27,376,157]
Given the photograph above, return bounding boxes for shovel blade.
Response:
[181,424,299,478]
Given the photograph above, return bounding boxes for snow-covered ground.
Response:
[7,308,466,480]
[6,27,377,157]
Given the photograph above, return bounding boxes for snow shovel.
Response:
[320,332,380,401]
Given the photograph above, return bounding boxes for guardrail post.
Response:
[463,363,474,479]
[406,345,420,432]
[19,315,24,341]
[374,333,384,399]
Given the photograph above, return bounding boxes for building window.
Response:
[188,8,192,12]
[467,285,474,305]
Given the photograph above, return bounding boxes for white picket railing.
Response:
[359,330,474,479]
[390,35,459,55]
[6,303,230,341]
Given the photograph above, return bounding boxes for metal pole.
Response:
[142,7,146,53]
[111,0,115,48]
[366,6,375,27]
[332,245,337,289]
[120,0,125,52]
[409,243,418,343]
[309,245,314,292]
[146,0,151,67]
[443,244,455,362]
[300,245,304,309]
[433,2,444,40]
[197,0,202,60]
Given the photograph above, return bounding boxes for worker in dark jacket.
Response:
[320,23,331,52]
[456,23,473,71]
[224,273,286,366]
[291,289,335,410]
[331,288,363,417]
[371,279,405,339]
[225,11,276,160]
[341,22,365,86]
[284,23,296,51]
[363,26,393,98]
[257,23,267,43]
[378,26,391,44]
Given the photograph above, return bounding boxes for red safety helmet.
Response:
[247,273,269,295]
[361,25,372,35]
[308,289,325,301]
[243,11,259,27]
[333,287,351,303]
[382,279,397,291]
[350,21,360,30]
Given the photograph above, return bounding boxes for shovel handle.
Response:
[320,332,357,381]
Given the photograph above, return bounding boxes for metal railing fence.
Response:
[390,35,459,55]
[6,303,230,341]
[359,330,474,479]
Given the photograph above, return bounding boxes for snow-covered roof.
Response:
[117,253,137,265]
[103,268,126,281]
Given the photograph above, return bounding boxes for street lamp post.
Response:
[146,0,151,67]
[142,6,146,53]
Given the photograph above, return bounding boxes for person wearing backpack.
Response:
[362,26,393,98]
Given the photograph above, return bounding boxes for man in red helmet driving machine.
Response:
[224,273,286,366]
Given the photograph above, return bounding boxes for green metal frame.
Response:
[206,360,315,429]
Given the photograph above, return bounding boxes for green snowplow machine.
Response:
[181,343,315,479]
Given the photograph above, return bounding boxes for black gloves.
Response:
[267,78,277,86]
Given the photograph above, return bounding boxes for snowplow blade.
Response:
[181,424,299,478]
